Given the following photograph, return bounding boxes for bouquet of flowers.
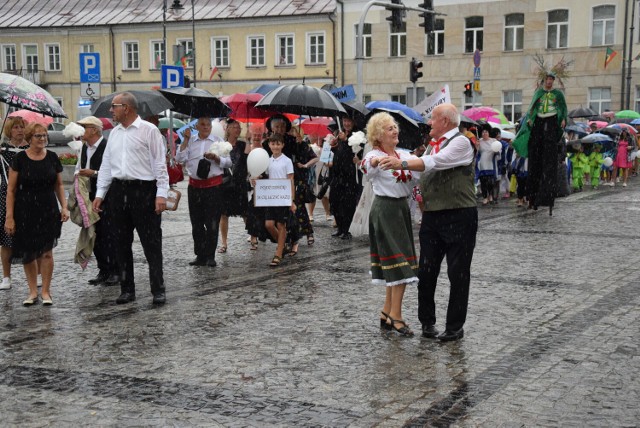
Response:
[63,122,85,152]
[207,140,233,157]
[348,131,366,154]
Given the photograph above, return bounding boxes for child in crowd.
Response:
[259,134,296,267]
[512,154,528,207]
[587,144,604,190]
[568,145,588,192]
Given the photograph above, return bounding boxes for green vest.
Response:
[420,133,477,212]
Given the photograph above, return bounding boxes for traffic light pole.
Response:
[355,0,439,102]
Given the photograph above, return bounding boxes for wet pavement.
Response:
[1,179,639,427]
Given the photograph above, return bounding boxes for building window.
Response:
[2,45,16,71]
[211,37,229,68]
[592,5,615,46]
[22,44,38,72]
[426,19,445,56]
[504,13,524,51]
[355,23,372,58]
[465,16,483,53]
[589,87,611,113]
[81,44,95,53]
[503,90,522,123]
[547,9,569,49]
[123,41,139,70]
[391,94,406,104]
[54,97,64,123]
[44,44,61,71]
[177,39,194,68]
[248,36,265,67]
[389,22,407,57]
[150,41,164,69]
[307,32,325,64]
[276,34,295,66]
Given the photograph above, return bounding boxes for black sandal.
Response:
[307,235,315,245]
[388,316,414,337]
[380,311,392,330]
[269,255,282,267]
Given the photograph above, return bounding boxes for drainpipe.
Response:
[336,0,345,86]
[110,25,117,92]
[328,12,338,86]
[622,0,629,110]
[625,0,636,109]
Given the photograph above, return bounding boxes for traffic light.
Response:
[410,58,423,83]
[418,0,435,34]
[464,82,472,97]
[385,0,403,33]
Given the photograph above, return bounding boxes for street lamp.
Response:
[168,0,196,87]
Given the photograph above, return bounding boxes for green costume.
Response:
[568,152,588,190]
[513,87,568,158]
[587,151,604,187]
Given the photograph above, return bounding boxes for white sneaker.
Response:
[0,277,11,290]
[623,182,627,187]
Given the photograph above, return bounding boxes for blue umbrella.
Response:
[564,125,587,137]
[631,118,640,125]
[580,132,613,143]
[247,84,282,95]
[365,100,424,123]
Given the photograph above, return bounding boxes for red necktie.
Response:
[429,137,446,154]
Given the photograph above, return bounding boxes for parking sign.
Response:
[79,53,100,83]
[161,65,184,89]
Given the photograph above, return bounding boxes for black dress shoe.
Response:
[421,324,439,338]
[104,274,120,286]
[115,292,136,304]
[206,258,217,267]
[437,328,464,342]
[88,272,109,285]
[152,292,166,305]
[341,232,352,240]
[331,231,344,238]
[189,257,207,266]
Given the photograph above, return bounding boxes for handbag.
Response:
[316,175,332,200]
[165,188,182,211]
[167,159,184,185]
[196,158,211,179]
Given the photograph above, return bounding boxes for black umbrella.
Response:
[341,100,370,129]
[91,90,173,118]
[368,107,424,150]
[255,84,347,117]
[568,106,598,118]
[460,114,479,125]
[597,127,622,138]
[159,87,231,118]
[0,72,67,118]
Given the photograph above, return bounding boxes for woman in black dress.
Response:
[0,116,29,291]
[4,122,69,306]
[218,119,250,253]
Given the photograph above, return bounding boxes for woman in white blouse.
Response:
[361,112,420,337]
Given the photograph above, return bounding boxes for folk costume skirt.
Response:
[368,195,418,287]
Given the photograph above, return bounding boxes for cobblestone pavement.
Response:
[1,179,639,427]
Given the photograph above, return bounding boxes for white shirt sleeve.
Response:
[421,134,474,172]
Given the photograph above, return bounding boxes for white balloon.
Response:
[491,140,502,153]
[247,148,270,177]
[603,157,613,167]
[211,119,225,139]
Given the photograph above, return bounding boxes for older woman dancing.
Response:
[361,112,420,336]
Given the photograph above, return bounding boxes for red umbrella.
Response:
[234,113,299,125]
[300,117,333,136]
[609,123,637,135]
[220,93,273,121]
[99,117,114,130]
[9,109,54,126]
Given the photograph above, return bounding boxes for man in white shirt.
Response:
[176,117,231,267]
[92,92,169,305]
[75,116,118,286]
[379,103,478,342]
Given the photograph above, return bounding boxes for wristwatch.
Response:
[401,160,409,170]
[93,170,98,177]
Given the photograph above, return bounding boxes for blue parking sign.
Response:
[79,53,100,83]
[161,65,184,89]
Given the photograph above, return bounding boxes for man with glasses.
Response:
[75,116,118,286]
[92,93,169,305]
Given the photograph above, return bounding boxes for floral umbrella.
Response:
[461,106,509,125]
[0,72,67,118]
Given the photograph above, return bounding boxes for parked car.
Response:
[47,122,69,146]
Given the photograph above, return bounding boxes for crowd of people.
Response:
[3,85,638,343]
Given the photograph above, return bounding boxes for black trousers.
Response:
[108,180,164,295]
[93,198,117,275]
[187,185,222,259]
[417,207,478,332]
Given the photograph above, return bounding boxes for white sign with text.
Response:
[254,179,292,207]
[414,84,451,119]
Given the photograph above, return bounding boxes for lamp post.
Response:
[168,0,196,87]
